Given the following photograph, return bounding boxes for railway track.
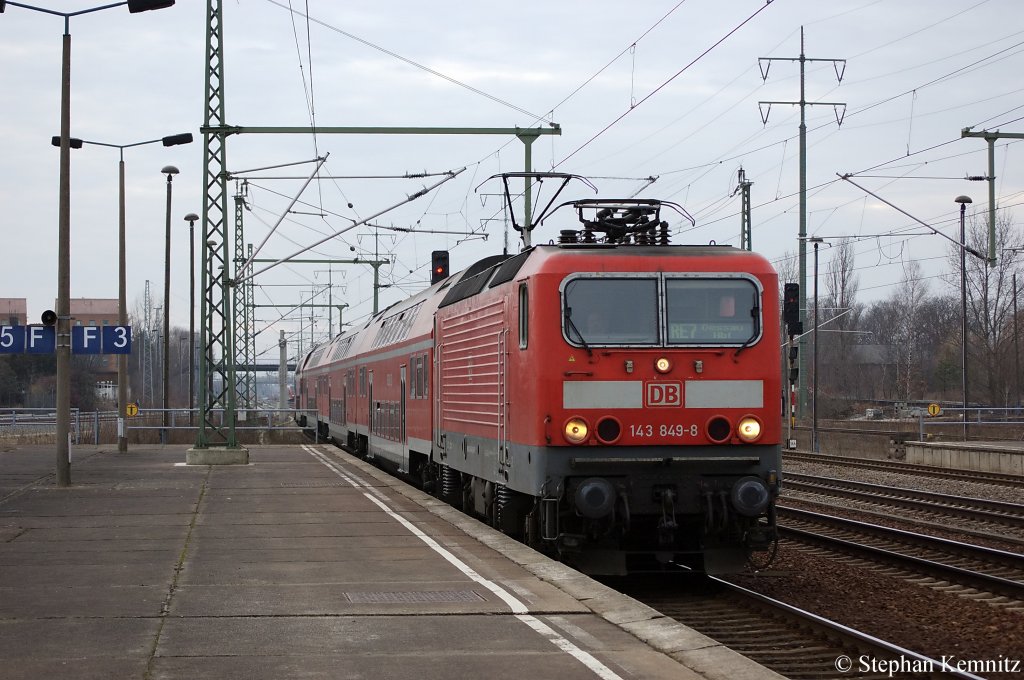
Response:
[610,574,983,680]
[783,473,1024,546]
[778,506,1024,608]
[783,450,1024,487]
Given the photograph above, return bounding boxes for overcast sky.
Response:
[1,0,1021,362]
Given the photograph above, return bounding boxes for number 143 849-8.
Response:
[629,423,698,438]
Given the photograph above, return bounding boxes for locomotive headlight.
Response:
[563,417,590,444]
[736,416,762,443]
[654,356,672,374]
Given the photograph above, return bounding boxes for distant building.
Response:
[0,298,27,326]
[66,298,119,328]
[63,298,120,393]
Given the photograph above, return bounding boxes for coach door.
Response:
[400,365,407,443]
[367,370,374,436]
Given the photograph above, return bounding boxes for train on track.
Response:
[295,177,781,574]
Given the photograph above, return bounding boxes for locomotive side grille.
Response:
[439,299,506,433]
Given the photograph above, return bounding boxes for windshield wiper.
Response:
[733,305,760,359]
[564,307,592,356]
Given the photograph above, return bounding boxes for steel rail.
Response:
[779,506,1024,599]
[784,450,1024,487]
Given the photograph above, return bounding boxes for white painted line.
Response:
[301,444,625,680]
[516,614,625,680]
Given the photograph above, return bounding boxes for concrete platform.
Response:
[0,444,782,680]
[905,439,1024,475]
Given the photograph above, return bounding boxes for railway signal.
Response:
[431,250,450,284]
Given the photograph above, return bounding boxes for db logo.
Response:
[646,381,682,407]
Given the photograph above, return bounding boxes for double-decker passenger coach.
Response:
[296,187,781,574]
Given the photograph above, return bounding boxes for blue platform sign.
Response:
[102,326,132,354]
[0,325,131,354]
[72,326,103,354]
[25,326,56,354]
[0,326,25,353]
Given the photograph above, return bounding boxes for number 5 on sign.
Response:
[0,326,25,353]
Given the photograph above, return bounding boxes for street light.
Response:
[3,0,176,486]
[161,165,180,444]
[184,212,199,426]
[52,133,193,452]
[956,195,973,440]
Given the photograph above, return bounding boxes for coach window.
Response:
[665,277,759,345]
[518,283,529,349]
[563,276,658,346]
[410,357,417,398]
[421,353,429,397]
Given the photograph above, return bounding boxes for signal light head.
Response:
[430,250,450,284]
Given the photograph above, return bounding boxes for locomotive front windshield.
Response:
[563,275,760,347]
[665,278,758,344]
[563,277,660,345]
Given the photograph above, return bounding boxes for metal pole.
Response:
[161,167,179,443]
[56,25,72,486]
[812,238,820,453]
[1015,272,1020,411]
[798,28,808,420]
[186,214,198,425]
[117,154,128,452]
[278,330,287,411]
[988,137,996,264]
[336,304,347,335]
[960,199,970,441]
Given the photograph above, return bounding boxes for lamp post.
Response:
[52,133,193,452]
[161,165,179,444]
[3,0,176,485]
[185,212,199,426]
[810,237,824,453]
[956,195,973,440]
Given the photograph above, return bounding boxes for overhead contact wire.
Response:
[554,1,776,169]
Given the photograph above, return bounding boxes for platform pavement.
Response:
[0,444,781,680]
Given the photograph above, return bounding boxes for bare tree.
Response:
[825,238,860,313]
[945,211,1024,405]
[885,260,930,400]
[775,249,800,309]
[818,238,865,412]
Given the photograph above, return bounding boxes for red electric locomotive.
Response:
[296,187,781,574]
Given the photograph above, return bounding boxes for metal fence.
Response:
[0,407,312,445]
[918,406,1024,442]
